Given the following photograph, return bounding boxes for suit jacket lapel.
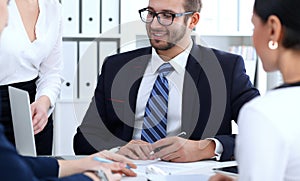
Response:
[126,48,152,128]
[181,45,203,137]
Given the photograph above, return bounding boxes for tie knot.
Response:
[158,63,173,77]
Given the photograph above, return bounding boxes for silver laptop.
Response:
[8,86,37,157]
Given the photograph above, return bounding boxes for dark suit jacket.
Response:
[0,124,90,180]
[74,44,259,161]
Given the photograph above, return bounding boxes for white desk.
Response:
[122,160,237,181]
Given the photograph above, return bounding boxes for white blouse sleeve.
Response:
[35,5,64,109]
[236,105,289,181]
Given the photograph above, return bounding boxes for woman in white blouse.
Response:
[0,0,63,155]
[210,0,300,180]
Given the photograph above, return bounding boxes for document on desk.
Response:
[132,159,216,175]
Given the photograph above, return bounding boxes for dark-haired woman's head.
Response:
[253,0,300,50]
[252,0,300,72]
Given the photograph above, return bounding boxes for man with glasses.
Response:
[74,0,259,162]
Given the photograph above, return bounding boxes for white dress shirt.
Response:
[0,0,63,108]
[237,87,300,181]
[133,42,191,139]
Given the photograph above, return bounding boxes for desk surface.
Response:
[59,155,237,180]
[122,160,237,181]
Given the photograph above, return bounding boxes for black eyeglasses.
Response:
[138,8,194,26]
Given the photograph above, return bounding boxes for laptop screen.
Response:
[8,86,36,156]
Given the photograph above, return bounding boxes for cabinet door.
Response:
[99,41,118,74]
[53,100,90,155]
[61,41,78,99]
[79,41,98,99]
[81,0,101,34]
[101,0,120,34]
[61,0,80,35]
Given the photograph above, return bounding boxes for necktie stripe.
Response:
[144,121,166,138]
[154,80,168,99]
[148,95,167,113]
[145,106,165,127]
[141,63,173,143]
[147,96,167,113]
[152,88,168,103]
[141,131,155,143]
[144,115,167,133]
[156,76,169,92]
[146,102,166,122]
[143,126,162,141]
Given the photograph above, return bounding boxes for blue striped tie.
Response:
[141,63,173,143]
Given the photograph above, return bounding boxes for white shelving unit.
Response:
[53,0,121,155]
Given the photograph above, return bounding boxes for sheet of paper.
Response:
[146,174,210,181]
[131,159,216,176]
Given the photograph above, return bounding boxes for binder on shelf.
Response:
[81,0,100,34]
[101,0,120,34]
[60,41,78,99]
[79,41,98,100]
[99,41,118,74]
[61,0,80,35]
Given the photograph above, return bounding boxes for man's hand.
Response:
[117,140,154,160]
[151,137,216,162]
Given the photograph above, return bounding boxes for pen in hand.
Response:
[93,156,131,169]
[176,131,186,138]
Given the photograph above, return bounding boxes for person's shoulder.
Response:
[240,88,294,115]
[212,48,242,60]
[196,44,239,57]
[195,44,242,63]
[101,47,152,69]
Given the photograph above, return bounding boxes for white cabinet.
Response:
[53,100,90,155]
[55,0,121,156]
[54,36,120,155]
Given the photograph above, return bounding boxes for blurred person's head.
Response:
[0,0,9,34]
[252,0,300,72]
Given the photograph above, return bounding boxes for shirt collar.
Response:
[150,39,193,75]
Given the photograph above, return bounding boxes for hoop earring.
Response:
[268,40,278,50]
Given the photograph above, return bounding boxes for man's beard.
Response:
[150,39,176,51]
[148,25,187,51]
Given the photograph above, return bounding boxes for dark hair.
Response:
[183,0,202,13]
[254,0,300,50]
[182,0,202,22]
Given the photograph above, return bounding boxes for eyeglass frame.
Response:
[138,8,194,26]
